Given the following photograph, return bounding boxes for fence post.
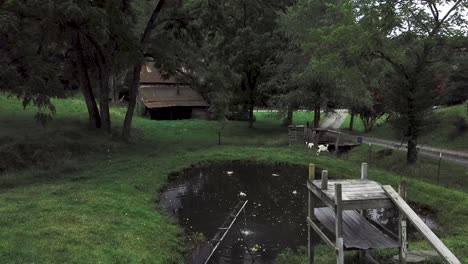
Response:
[335,132,341,156]
[368,143,372,164]
[437,153,442,184]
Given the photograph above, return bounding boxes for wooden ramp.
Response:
[313,208,399,250]
[383,186,461,264]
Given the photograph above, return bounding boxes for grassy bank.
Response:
[345,144,468,191]
[341,105,468,151]
[0,97,467,263]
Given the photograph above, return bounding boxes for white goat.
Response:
[316,144,329,156]
[305,142,314,149]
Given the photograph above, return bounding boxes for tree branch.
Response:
[371,51,409,79]
[140,0,166,48]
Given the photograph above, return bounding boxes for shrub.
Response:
[452,115,467,137]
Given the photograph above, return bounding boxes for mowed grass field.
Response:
[0,96,467,263]
[341,105,468,151]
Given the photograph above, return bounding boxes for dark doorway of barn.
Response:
[147,107,193,120]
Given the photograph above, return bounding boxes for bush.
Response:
[452,115,467,137]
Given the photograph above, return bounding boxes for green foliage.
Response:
[276,0,371,127]
[354,0,467,163]
[184,0,293,126]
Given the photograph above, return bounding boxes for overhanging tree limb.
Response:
[122,0,166,140]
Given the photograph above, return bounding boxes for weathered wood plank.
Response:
[321,170,328,190]
[307,217,335,248]
[308,164,316,264]
[399,181,407,264]
[314,208,399,250]
[361,163,368,180]
[383,185,461,264]
[335,184,344,264]
[307,180,394,210]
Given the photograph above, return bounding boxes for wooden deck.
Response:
[307,179,394,210]
[311,208,399,250]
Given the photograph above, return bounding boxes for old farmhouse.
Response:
[138,64,209,120]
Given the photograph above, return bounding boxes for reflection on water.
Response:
[368,205,438,239]
[160,162,310,263]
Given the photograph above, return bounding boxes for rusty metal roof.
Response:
[139,85,209,109]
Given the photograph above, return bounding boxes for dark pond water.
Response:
[160,161,437,264]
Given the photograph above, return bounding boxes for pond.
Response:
[160,161,437,263]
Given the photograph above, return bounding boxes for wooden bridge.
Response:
[307,163,461,264]
[288,126,360,154]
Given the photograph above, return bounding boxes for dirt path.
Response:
[321,110,348,129]
[353,135,468,168]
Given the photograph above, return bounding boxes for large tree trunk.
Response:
[73,33,101,129]
[122,0,166,140]
[406,92,418,164]
[349,111,354,131]
[122,64,143,139]
[283,108,293,126]
[248,103,254,128]
[313,104,321,128]
[246,71,258,129]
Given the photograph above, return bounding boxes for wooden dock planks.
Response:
[308,179,394,210]
[314,207,400,250]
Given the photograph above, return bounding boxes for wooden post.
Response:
[335,132,341,156]
[361,162,368,180]
[359,162,368,261]
[321,170,328,190]
[308,164,316,264]
[309,164,316,181]
[437,153,442,184]
[313,130,319,146]
[398,181,407,264]
[335,183,344,264]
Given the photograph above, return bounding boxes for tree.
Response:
[122,0,168,139]
[0,0,65,124]
[279,0,368,128]
[444,53,468,105]
[356,0,467,163]
[0,0,137,132]
[187,0,294,128]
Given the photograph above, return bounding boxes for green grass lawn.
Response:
[254,111,317,126]
[341,105,468,151]
[0,97,467,263]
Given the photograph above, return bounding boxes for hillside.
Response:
[341,104,468,151]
